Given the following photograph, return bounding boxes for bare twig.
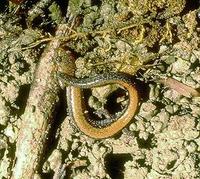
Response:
[158,77,200,97]
[11,24,70,179]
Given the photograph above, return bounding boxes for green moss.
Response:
[49,2,63,24]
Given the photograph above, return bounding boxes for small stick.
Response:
[11,24,70,179]
[158,77,200,97]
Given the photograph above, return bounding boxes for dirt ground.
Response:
[0,0,200,178]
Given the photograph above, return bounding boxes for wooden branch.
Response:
[158,77,200,97]
[11,24,69,179]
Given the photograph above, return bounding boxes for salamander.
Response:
[58,72,139,139]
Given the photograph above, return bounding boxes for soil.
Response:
[0,0,200,178]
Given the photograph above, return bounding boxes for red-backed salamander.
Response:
[58,72,139,139]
